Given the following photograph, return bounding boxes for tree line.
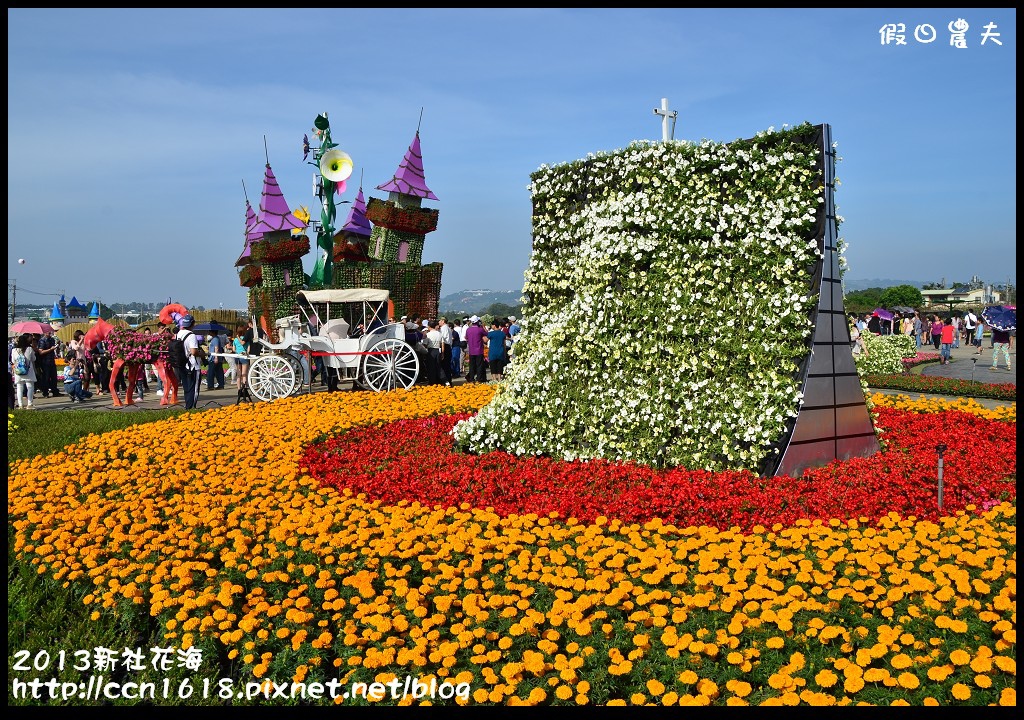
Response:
[439,301,524,320]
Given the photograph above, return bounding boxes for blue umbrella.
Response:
[982,305,1016,332]
[192,321,230,335]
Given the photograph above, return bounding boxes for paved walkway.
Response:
[23,375,475,413]
[20,340,1016,414]
[867,337,1016,410]
[918,337,1015,386]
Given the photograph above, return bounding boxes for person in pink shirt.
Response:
[930,315,943,350]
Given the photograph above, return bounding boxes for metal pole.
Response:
[936,444,947,511]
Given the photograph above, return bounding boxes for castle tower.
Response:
[328,128,442,319]
[366,130,439,266]
[236,199,263,289]
[65,296,87,322]
[332,186,372,262]
[245,163,309,329]
[88,302,101,322]
[49,302,65,330]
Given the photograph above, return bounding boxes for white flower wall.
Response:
[453,124,825,472]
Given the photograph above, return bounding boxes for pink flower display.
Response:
[105,328,169,364]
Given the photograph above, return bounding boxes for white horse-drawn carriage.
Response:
[230,289,420,401]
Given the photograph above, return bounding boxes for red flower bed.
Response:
[901,352,940,369]
[301,408,1016,531]
[863,373,1016,400]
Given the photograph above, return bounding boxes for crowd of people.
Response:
[6,317,267,411]
[302,313,522,391]
[849,308,1013,370]
[403,313,521,386]
[7,311,521,411]
[9,328,71,410]
[11,302,1012,411]
[8,327,160,410]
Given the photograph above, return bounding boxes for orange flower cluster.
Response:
[7,385,1016,705]
[869,393,1016,423]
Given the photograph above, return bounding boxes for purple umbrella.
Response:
[872,308,894,321]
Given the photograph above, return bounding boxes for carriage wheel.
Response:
[282,350,306,394]
[360,339,419,391]
[247,354,297,402]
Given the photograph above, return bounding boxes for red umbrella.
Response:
[10,320,55,335]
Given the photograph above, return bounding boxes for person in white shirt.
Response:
[438,317,453,386]
[963,310,977,347]
[424,319,443,385]
[849,315,867,356]
[175,315,205,410]
[12,334,38,409]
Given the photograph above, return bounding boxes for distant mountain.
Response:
[843,278,926,292]
[440,289,522,315]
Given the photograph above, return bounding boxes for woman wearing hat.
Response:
[175,314,205,410]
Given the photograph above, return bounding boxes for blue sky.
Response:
[7,8,1017,311]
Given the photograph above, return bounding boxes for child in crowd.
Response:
[939,317,955,365]
[62,357,93,402]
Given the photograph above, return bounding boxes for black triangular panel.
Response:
[773,124,880,477]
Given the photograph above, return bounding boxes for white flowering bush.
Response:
[855,333,917,375]
[453,124,825,472]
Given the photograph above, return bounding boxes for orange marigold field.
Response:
[7,386,1017,706]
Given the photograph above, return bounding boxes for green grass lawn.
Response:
[8,408,237,706]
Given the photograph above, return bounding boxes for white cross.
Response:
[653,97,678,142]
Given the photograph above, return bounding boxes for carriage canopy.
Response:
[298,289,390,305]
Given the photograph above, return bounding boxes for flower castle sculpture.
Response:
[454,122,880,477]
[238,112,443,326]
[309,113,443,320]
[236,158,310,331]
[352,127,443,320]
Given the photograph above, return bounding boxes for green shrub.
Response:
[856,333,916,375]
[456,124,825,472]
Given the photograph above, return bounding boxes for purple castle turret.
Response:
[330,128,442,319]
[365,130,440,266]
[333,186,373,262]
[244,162,309,327]
[235,200,259,267]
